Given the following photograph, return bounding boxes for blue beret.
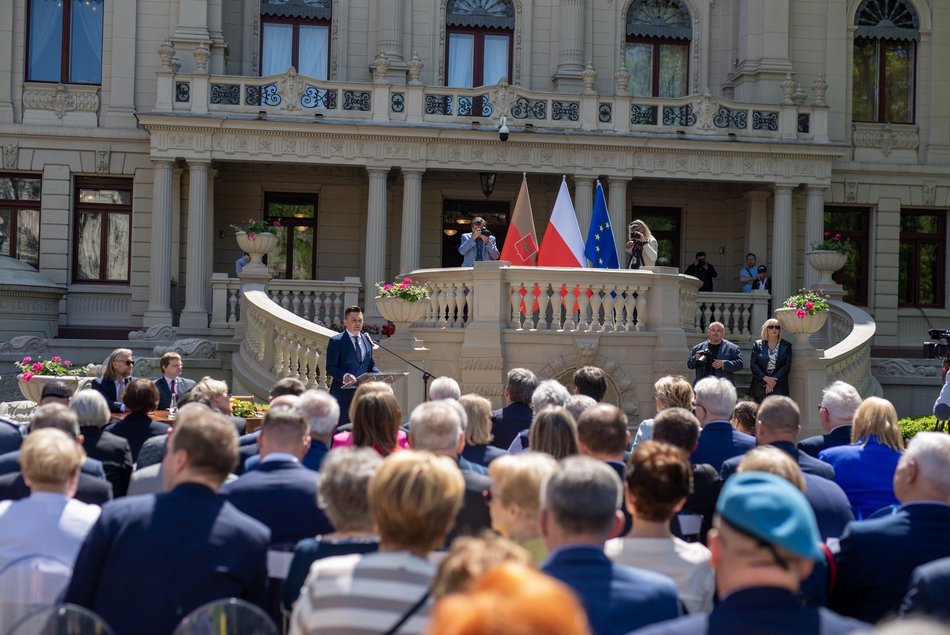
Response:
[717,471,823,561]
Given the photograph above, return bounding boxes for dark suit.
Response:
[831,502,950,623]
[90,376,133,413]
[246,439,329,473]
[901,556,950,619]
[325,331,380,424]
[691,421,755,473]
[634,587,869,635]
[106,412,171,463]
[801,473,854,541]
[674,463,721,544]
[798,425,852,459]
[81,426,134,498]
[490,402,533,450]
[0,418,23,455]
[446,465,492,544]
[154,375,196,410]
[687,338,743,385]
[220,458,333,545]
[720,441,835,481]
[748,339,792,402]
[0,450,106,480]
[460,443,507,469]
[64,482,270,635]
[0,471,113,505]
[542,545,681,635]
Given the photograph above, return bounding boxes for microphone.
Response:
[369,337,434,383]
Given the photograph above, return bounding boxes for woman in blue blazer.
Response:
[748,318,792,403]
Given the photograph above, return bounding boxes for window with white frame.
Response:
[852,0,918,123]
[260,0,331,79]
[445,0,514,89]
[624,0,691,98]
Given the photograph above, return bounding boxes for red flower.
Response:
[796,309,806,319]
[824,231,830,238]
[21,356,31,364]
[22,371,34,382]
[63,360,73,367]
[247,231,256,240]
[51,356,61,362]
[805,301,814,310]
[32,362,44,373]
[273,219,282,228]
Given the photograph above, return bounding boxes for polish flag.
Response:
[538,177,588,268]
[500,174,539,266]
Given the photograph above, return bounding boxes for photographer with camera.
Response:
[687,322,743,386]
[684,251,718,292]
[459,216,499,267]
[625,220,658,270]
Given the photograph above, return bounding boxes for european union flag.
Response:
[584,181,619,269]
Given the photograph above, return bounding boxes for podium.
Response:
[341,372,410,389]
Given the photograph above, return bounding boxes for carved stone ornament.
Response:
[407,52,423,85]
[871,358,940,378]
[193,42,211,74]
[1,143,17,170]
[845,180,858,203]
[812,74,828,107]
[489,79,516,120]
[460,357,504,371]
[372,52,390,83]
[852,123,919,157]
[923,181,937,206]
[95,148,110,174]
[693,91,717,131]
[792,82,807,106]
[278,66,306,111]
[158,39,176,71]
[614,64,631,94]
[582,61,597,94]
[22,84,100,119]
[128,324,179,341]
[0,335,48,355]
[781,72,796,105]
[153,338,217,359]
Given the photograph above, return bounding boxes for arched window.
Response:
[445,0,514,88]
[852,0,918,123]
[260,0,331,79]
[624,0,691,98]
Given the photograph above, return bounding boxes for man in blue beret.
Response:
[634,472,869,635]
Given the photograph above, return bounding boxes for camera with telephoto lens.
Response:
[480,228,491,237]
[695,348,710,363]
[923,329,950,359]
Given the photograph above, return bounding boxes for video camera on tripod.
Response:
[923,329,950,360]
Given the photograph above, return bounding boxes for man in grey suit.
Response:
[154,352,196,410]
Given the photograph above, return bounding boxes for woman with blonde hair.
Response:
[459,394,507,468]
[333,386,408,456]
[528,407,579,460]
[624,219,658,269]
[819,396,904,519]
[487,453,559,564]
[632,375,694,450]
[748,318,792,402]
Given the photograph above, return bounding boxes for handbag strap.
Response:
[382,590,430,635]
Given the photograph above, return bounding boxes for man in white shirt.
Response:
[0,428,101,569]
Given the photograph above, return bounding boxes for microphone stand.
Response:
[371,337,433,404]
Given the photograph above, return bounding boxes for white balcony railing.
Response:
[210,274,361,329]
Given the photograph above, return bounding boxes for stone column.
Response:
[573,177,594,252]
[872,198,902,343]
[744,190,770,281]
[771,185,794,308]
[804,185,827,290]
[377,0,404,64]
[0,0,14,122]
[607,178,628,266]
[554,0,586,90]
[144,160,175,326]
[364,167,390,319]
[106,0,136,127]
[180,160,211,329]
[399,170,424,274]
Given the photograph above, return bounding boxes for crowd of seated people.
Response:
[1,344,949,635]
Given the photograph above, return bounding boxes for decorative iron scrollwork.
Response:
[302,86,335,109]
[261,84,281,107]
[752,110,779,131]
[342,91,371,111]
[210,84,240,105]
[510,97,546,120]
[245,85,261,106]
[630,104,657,125]
[175,82,190,103]
[458,96,473,116]
[797,113,810,133]
[425,95,453,115]
[598,103,612,123]
[662,104,695,126]
[713,106,747,129]
[552,101,579,121]
[391,92,405,113]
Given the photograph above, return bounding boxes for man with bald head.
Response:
[687,322,742,386]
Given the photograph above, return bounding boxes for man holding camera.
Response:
[687,322,743,386]
[459,216,499,267]
[685,252,718,292]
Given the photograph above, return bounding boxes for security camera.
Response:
[498,115,509,142]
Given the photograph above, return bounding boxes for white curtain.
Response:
[262,22,293,75]
[299,24,329,80]
[482,34,510,85]
[28,0,63,81]
[69,0,104,83]
[447,33,474,87]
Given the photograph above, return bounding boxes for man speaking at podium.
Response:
[326,305,380,424]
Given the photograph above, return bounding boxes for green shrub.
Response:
[897,415,947,443]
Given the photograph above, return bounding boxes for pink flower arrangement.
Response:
[810,232,851,254]
[14,355,85,381]
[376,276,430,303]
[783,289,830,319]
[231,218,281,240]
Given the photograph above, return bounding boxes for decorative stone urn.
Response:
[375,296,428,326]
[17,374,92,404]
[235,231,279,274]
[774,307,829,347]
[805,250,847,290]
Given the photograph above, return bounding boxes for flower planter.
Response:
[805,250,847,289]
[17,374,93,404]
[774,307,828,347]
[374,296,428,325]
[235,231,279,273]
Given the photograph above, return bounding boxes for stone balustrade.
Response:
[210,274,361,329]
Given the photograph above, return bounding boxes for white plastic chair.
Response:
[6,603,115,635]
[0,554,73,634]
[171,597,278,635]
